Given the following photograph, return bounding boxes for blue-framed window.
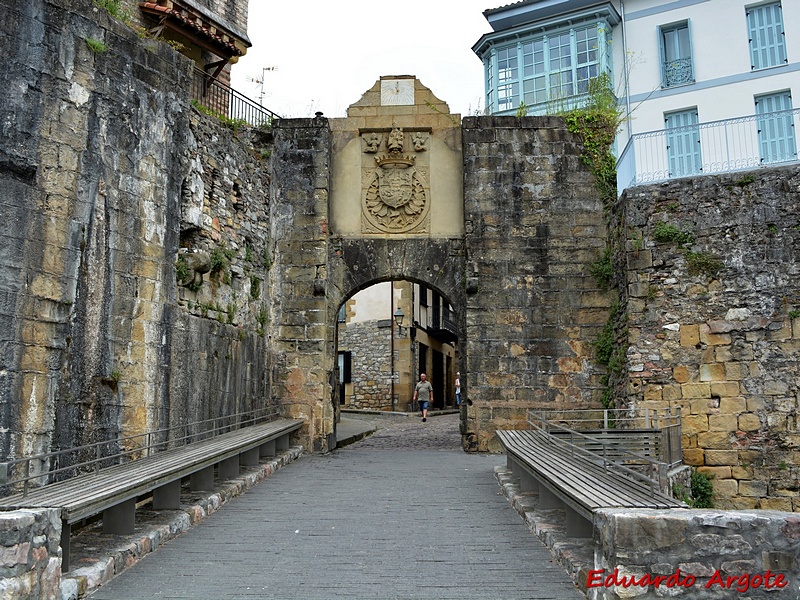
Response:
[485,20,609,115]
[665,108,702,178]
[755,91,796,163]
[747,2,787,70]
[660,22,693,87]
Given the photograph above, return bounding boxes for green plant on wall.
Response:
[653,222,694,246]
[590,247,613,290]
[250,275,262,300]
[686,251,724,276]
[191,100,248,132]
[562,73,623,207]
[93,0,132,22]
[673,470,714,508]
[84,36,108,53]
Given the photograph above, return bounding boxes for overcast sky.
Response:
[230,1,494,119]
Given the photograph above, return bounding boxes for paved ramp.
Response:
[89,414,584,599]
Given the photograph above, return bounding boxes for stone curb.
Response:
[494,466,592,597]
[61,446,304,599]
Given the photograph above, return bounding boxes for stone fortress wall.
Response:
[617,168,800,511]
[0,0,798,514]
[0,0,274,468]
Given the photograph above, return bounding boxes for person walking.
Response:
[455,372,461,407]
[413,373,433,422]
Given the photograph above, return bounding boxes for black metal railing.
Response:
[430,304,458,336]
[190,68,280,127]
[0,407,280,497]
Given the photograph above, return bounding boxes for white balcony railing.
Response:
[616,108,800,195]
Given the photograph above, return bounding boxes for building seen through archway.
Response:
[337,281,458,413]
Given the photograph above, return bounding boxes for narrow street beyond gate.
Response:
[88,414,585,599]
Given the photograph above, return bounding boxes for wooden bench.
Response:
[496,429,685,538]
[0,418,303,571]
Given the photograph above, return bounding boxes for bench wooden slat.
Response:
[496,430,682,520]
[500,429,678,508]
[0,418,303,523]
[500,432,668,502]
[501,431,657,508]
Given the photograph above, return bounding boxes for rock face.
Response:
[0,0,274,470]
[617,168,800,510]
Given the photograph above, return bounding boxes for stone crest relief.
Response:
[361,126,430,234]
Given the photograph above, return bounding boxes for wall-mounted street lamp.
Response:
[393,307,406,336]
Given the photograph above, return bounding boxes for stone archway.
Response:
[329,242,467,435]
[269,77,610,453]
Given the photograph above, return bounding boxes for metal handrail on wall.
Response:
[0,407,280,497]
[190,68,280,127]
[527,408,683,494]
[616,107,800,195]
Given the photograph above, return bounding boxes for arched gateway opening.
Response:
[269,76,610,452]
[335,280,460,414]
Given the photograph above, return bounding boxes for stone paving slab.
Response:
[88,414,585,599]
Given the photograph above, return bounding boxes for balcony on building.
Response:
[616,106,800,195]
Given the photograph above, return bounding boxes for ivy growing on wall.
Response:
[562,73,623,209]
[562,74,627,409]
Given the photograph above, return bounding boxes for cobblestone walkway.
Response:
[88,414,585,599]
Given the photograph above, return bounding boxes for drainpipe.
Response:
[620,0,633,140]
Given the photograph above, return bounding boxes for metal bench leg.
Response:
[519,470,539,493]
[565,505,593,538]
[153,480,181,510]
[509,458,522,480]
[276,434,289,451]
[190,466,214,491]
[218,455,240,479]
[537,486,563,509]
[507,454,514,470]
[241,447,260,466]
[103,498,136,535]
[61,520,71,572]
[260,439,276,458]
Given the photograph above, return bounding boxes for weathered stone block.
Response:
[698,466,731,479]
[705,450,739,466]
[699,324,731,346]
[672,365,691,383]
[724,362,749,380]
[697,431,732,449]
[710,478,739,496]
[738,480,768,497]
[737,413,761,431]
[711,383,741,399]
[683,415,709,435]
[683,448,704,465]
[680,324,699,347]
[699,363,725,382]
[719,396,747,415]
[682,383,710,398]
[708,414,738,432]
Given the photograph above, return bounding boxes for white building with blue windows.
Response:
[472,0,800,193]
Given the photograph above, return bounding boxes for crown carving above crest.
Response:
[375,153,416,168]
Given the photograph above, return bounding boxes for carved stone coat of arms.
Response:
[362,126,429,234]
